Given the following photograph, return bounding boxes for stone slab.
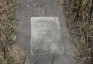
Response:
[31,17,64,55]
[15,0,79,64]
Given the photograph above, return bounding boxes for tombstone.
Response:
[31,17,64,55]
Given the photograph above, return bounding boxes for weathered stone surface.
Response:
[31,17,63,54]
[15,0,79,64]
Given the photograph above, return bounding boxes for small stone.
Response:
[13,35,17,40]
[11,34,17,41]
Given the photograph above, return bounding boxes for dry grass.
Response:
[0,0,29,64]
[0,0,16,47]
[8,44,30,64]
[57,0,93,64]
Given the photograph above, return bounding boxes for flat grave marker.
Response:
[31,17,64,55]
